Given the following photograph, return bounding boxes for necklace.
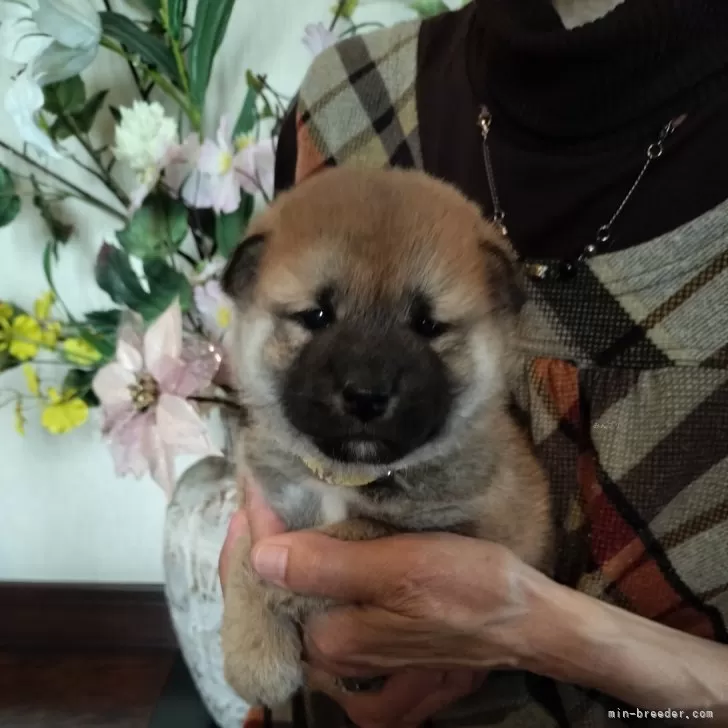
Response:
[477,106,687,281]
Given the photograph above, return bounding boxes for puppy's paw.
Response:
[222,608,303,707]
[264,583,332,621]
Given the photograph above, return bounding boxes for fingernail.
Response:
[252,543,289,586]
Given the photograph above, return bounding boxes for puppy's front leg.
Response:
[221,532,304,707]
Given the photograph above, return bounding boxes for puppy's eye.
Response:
[410,295,450,339]
[411,315,450,339]
[291,304,335,332]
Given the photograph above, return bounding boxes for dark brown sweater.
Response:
[277,0,728,261]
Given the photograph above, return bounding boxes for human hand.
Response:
[247,528,543,678]
[218,480,486,728]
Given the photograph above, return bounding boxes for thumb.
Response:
[251,532,402,603]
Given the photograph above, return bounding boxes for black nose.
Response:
[342,383,391,422]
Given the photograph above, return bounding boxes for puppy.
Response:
[220,167,551,708]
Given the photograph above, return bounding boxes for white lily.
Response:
[0,0,101,155]
[3,73,62,158]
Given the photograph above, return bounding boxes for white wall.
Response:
[0,0,415,583]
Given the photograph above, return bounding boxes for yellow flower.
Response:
[14,399,25,436]
[22,364,40,396]
[8,315,43,361]
[42,321,62,349]
[216,304,231,329]
[63,337,102,366]
[41,387,89,435]
[0,317,10,353]
[34,291,56,320]
[0,301,12,320]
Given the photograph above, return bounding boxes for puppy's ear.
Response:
[221,233,267,300]
[481,239,526,315]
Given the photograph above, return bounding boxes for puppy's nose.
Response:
[341,383,391,422]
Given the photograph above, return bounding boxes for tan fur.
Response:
[221,168,552,707]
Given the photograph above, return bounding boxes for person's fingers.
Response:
[251,531,418,601]
[244,476,287,543]
[218,509,249,595]
[306,666,447,728]
[304,606,425,674]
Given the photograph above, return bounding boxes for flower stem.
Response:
[100,37,201,132]
[160,0,191,95]
[102,0,150,99]
[176,249,196,267]
[0,141,126,222]
[329,0,349,30]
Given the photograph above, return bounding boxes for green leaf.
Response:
[95,244,191,322]
[140,0,162,19]
[100,11,180,84]
[245,70,264,94]
[331,0,359,20]
[42,241,61,303]
[109,105,122,124]
[78,310,122,361]
[34,179,74,243]
[117,194,188,260]
[0,166,21,228]
[168,0,187,40]
[143,259,192,317]
[187,0,235,109]
[85,309,123,333]
[63,368,101,407]
[216,194,254,258]
[95,242,150,312]
[43,76,86,115]
[408,0,450,17]
[74,90,109,132]
[233,81,258,137]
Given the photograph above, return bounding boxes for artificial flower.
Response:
[113,101,182,210]
[31,291,62,348]
[185,116,276,212]
[6,314,43,361]
[234,135,276,200]
[41,386,89,434]
[22,363,40,396]
[1,0,101,156]
[3,74,62,158]
[63,337,101,365]
[14,399,25,436]
[34,291,55,320]
[302,22,337,56]
[41,321,62,348]
[193,279,233,339]
[92,301,223,496]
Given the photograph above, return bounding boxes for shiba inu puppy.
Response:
[220,167,551,707]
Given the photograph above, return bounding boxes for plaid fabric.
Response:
[245,21,728,728]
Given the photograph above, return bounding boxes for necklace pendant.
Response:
[522,261,553,281]
[522,259,580,282]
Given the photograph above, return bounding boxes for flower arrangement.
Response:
[0,0,457,495]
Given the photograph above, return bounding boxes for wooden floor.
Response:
[0,650,218,728]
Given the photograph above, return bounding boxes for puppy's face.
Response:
[223,169,522,474]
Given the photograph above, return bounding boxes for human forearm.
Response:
[518,570,728,724]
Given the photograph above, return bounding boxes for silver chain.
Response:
[477,106,687,280]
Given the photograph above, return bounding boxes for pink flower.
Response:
[92,301,223,497]
[182,115,276,212]
[193,279,233,340]
[302,23,337,56]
